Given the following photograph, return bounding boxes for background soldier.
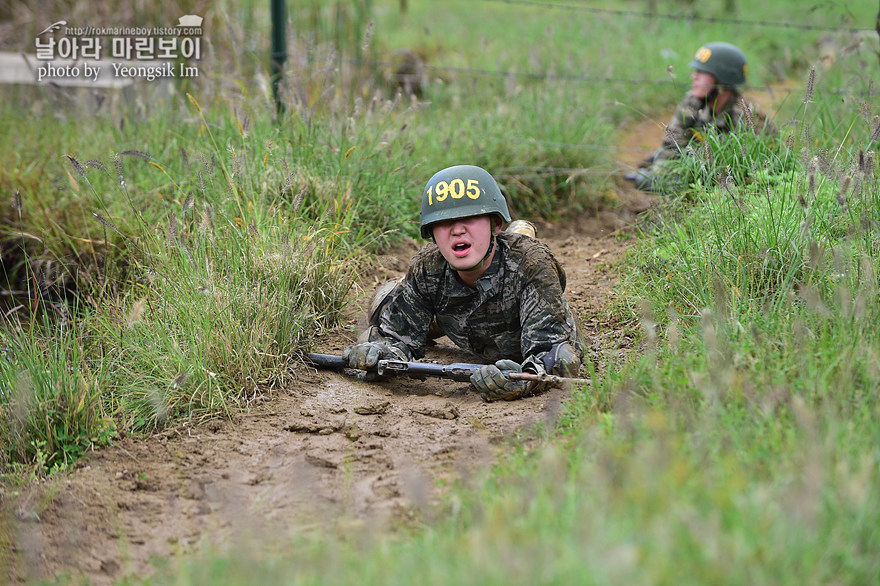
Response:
[624,41,776,192]
[343,165,583,402]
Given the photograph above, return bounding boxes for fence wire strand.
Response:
[482,0,874,33]
[341,2,875,182]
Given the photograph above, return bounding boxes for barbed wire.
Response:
[482,0,874,33]
[349,57,675,86]
[353,58,800,93]
[351,58,822,99]
[421,62,669,85]
[492,165,625,178]
[337,5,870,179]
[519,139,651,151]
[424,63,858,98]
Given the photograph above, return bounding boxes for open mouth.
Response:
[452,242,471,257]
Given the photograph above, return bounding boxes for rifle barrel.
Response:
[378,359,480,382]
[306,353,590,386]
[507,371,591,385]
[305,353,349,369]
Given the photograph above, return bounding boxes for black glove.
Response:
[540,342,582,376]
[470,359,532,402]
[342,342,407,371]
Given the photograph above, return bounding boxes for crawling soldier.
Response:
[343,164,584,402]
[625,41,776,192]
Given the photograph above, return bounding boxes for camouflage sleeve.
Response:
[736,97,778,138]
[514,243,579,377]
[370,248,439,360]
[711,94,741,134]
[653,93,704,163]
[706,94,779,139]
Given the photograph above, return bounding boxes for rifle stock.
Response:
[305,353,590,386]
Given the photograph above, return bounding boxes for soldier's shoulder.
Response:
[680,92,704,110]
[410,242,445,272]
[502,231,553,253]
[500,233,563,274]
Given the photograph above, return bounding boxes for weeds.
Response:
[0,89,371,470]
[2,0,879,582]
[0,315,115,472]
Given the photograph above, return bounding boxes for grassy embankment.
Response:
[2,0,879,582]
[0,0,621,474]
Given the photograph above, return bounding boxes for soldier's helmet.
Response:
[419,165,512,239]
[689,42,747,88]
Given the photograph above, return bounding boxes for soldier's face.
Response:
[432,215,499,274]
[691,71,717,99]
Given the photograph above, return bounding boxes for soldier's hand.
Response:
[470,359,532,402]
[342,342,407,371]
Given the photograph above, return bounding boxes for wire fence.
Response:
[353,57,811,94]
[481,0,876,33]
[350,56,828,117]
[492,165,629,179]
[345,2,877,179]
[421,63,674,87]
[335,0,879,94]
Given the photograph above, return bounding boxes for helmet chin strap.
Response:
[703,87,719,107]
[456,231,496,273]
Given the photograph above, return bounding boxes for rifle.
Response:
[305,353,590,386]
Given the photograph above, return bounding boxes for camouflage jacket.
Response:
[647,90,776,164]
[367,232,583,374]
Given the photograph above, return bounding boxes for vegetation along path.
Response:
[6,89,789,583]
[5,220,637,585]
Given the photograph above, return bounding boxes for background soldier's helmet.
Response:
[419,165,512,239]
[689,42,747,88]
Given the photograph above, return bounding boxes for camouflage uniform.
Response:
[630,92,776,190]
[361,231,583,380]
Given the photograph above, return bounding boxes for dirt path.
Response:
[3,76,799,582]
[17,80,803,580]
[3,200,657,585]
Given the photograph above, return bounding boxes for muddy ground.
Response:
[3,83,791,583]
[3,196,656,585]
[4,210,656,585]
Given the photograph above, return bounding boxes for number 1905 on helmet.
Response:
[419,165,512,239]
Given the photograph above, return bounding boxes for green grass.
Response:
[0,94,368,471]
[2,0,880,582]
[0,316,115,473]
